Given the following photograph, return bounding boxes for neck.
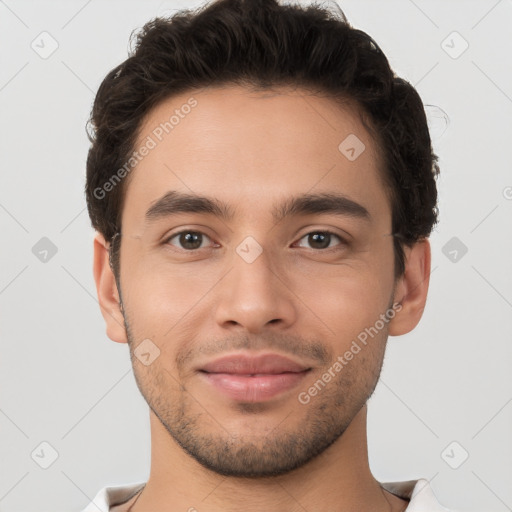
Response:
[132,406,407,512]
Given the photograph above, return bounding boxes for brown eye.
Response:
[166,231,211,250]
[295,231,346,250]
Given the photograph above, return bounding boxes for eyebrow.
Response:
[145,190,371,224]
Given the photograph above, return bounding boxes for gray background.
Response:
[1,0,511,511]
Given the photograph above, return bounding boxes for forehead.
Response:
[122,85,389,228]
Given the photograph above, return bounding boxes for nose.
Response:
[214,244,297,334]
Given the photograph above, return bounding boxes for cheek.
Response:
[293,264,393,351]
[120,254,226,340]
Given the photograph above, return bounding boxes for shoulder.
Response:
[381,478,456,511]
[80,482,146,512]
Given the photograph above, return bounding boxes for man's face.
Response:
[116,85,398,477]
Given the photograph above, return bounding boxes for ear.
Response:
[92,232,128,343]
[388,239,431,336]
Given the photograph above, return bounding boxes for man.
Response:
[83,0,449,510]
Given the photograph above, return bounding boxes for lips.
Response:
[197,353,312,402]
[199,353,310,375]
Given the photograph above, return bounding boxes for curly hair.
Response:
[86,0,439,279]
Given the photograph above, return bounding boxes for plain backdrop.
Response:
[0,1,511,511]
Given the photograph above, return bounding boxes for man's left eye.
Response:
[295,231,346,250]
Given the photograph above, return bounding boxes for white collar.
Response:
[82,478,451,511]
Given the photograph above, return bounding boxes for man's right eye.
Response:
[164,230,215,251]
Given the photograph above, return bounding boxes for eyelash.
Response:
[163,229,348,253]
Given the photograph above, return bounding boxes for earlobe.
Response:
[388,239,431,336]
[92,232,128,344]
